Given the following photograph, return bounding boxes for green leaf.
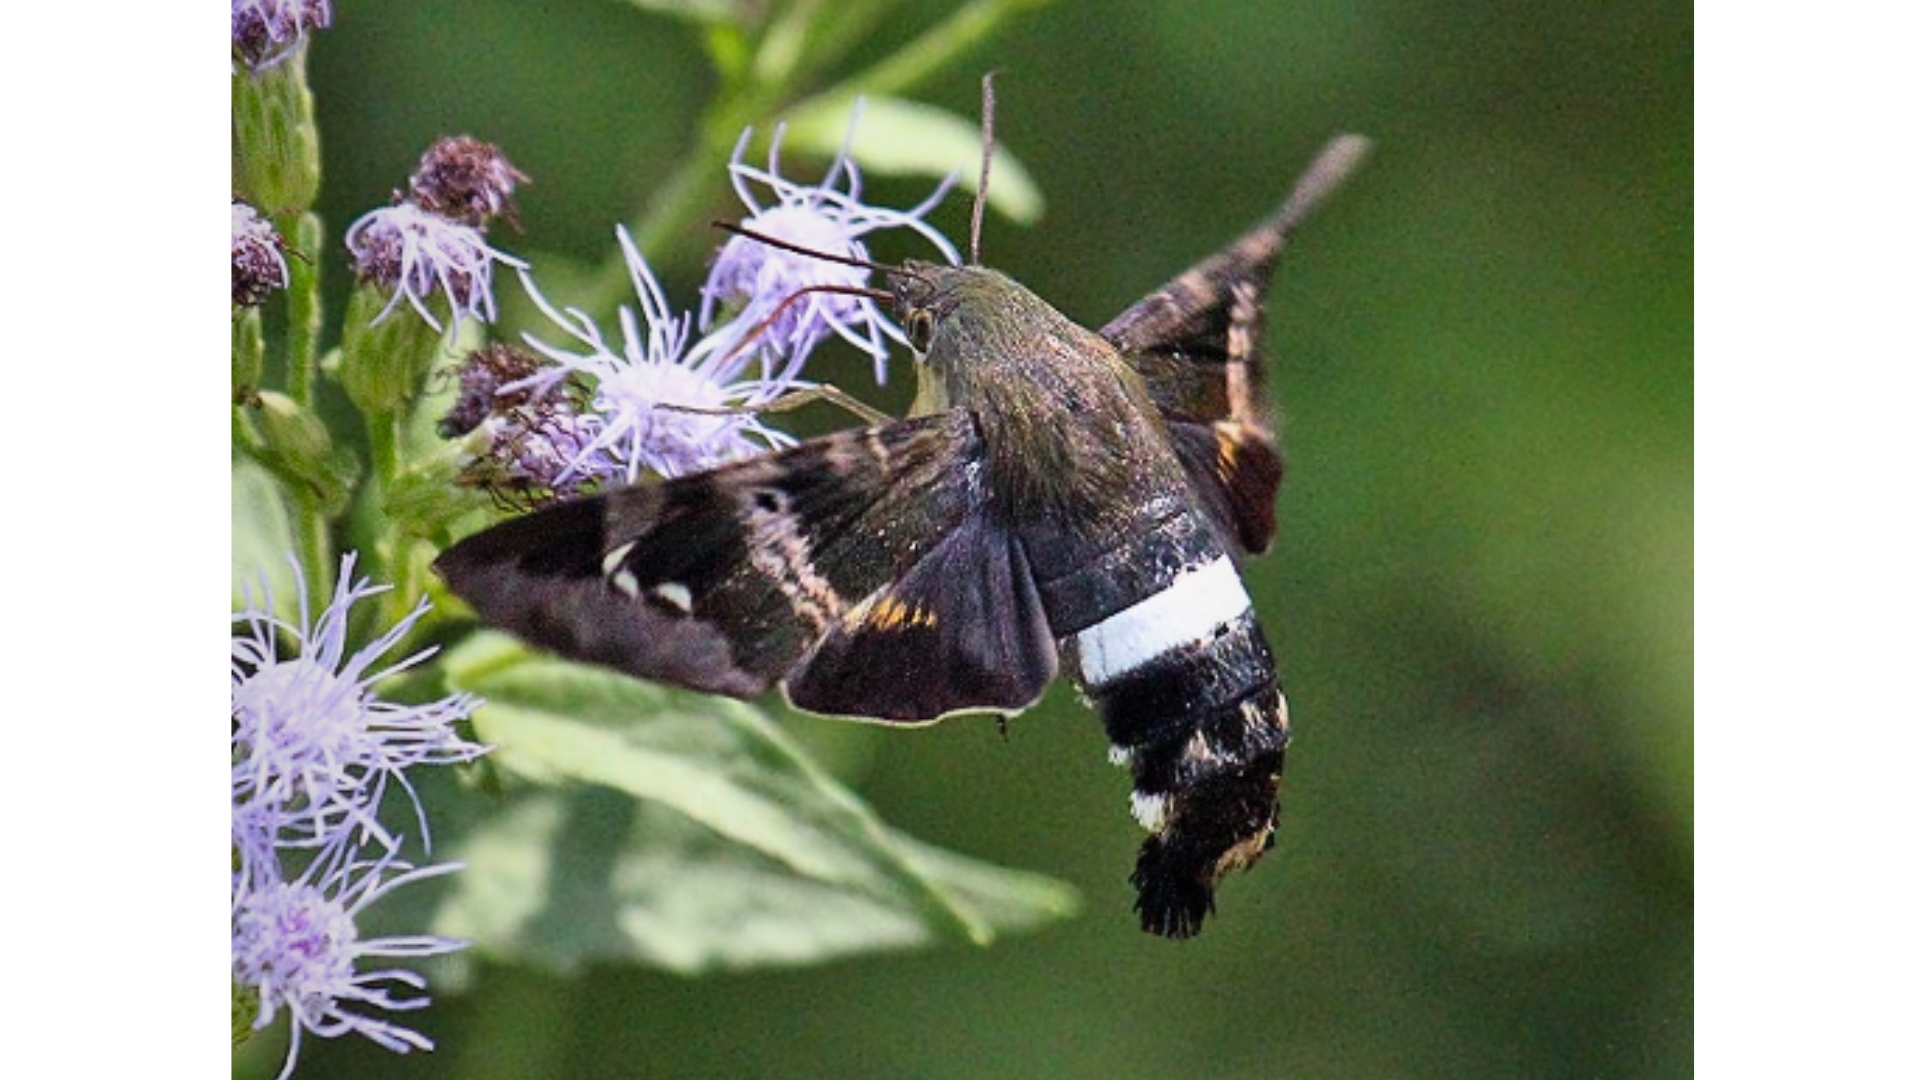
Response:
[232,460,300,623]
[434,638,1077,972]
[784,95,1045,225]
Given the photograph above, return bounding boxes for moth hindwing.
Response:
[434,135,1368,938]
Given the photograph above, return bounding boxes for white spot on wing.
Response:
[651,581,693,614]
[1072,556,1251,687]
[600,541,636,576]
[1130,791,1170,832]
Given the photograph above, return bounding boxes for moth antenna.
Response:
[970,71,998,266]
[1270,134,1373,237]
[710,220,929,285]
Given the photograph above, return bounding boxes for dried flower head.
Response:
[439,343,555,439]
[232,0,332,72]
[406,137,529,230]
[233,200,291,307]
[441,345,612,502]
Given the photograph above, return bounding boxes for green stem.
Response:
[364,407,423,626]
[577,84,780,316]
[365,406,404,583]
[804,0,1040,110]
[368,407,403,490]
[282,212,325,406]
[232,403,266,459]
[292,488,333,602]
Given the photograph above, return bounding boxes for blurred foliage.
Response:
[424,636,1079,972]
[242,0,1691,1076]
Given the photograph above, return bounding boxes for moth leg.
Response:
[657,384,892,427]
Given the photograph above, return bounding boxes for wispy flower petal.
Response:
[511,227,806,483]
[232,552,484,1078]
[232,853,466,1080]
[231,553,485,859]
[344,203,528,332]
[702,114,959,385]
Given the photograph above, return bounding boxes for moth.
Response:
[435,132,1368,938]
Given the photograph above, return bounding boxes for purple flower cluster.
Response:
[232,553,486,1079]
[345,139,529,333]
[508,227,806,484]
[454,114,958,494]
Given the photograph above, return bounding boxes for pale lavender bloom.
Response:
[232,0,332,72]
[233,200,290,307]
[232,552,485,859]
[701,117,960,385]
[511,227,805,482]
[344,203,528,332]
[232,851,466,1080]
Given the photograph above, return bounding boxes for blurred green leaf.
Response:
[435,637,1077,972]
[785,95,1045,225]
[619,0,764,28]
[232,460,301,622]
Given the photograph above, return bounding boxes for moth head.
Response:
[888,71,1008,362]
[888,259,954,356]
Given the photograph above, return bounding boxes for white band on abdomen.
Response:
[1072,556,1253,687]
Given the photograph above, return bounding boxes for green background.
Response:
[251,0,1691,1075]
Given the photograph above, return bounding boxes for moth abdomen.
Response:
[1057,548,1291,938]
[1128,743,1287,939]
[1106,674,1290,939]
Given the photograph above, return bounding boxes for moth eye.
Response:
[906,309,935,353]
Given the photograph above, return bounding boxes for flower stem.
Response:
[576,92,768,316]
[364,408,424,626]
[283,212,326,406]
[293,488,333,603]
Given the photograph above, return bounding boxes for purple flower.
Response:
[701,116,960,385]
[232,852,467,1080]
[344,203,528,332]
[232,0,332,72]
[232,552,485,1076]
[512,227,806,482]
[232,553,485,860]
